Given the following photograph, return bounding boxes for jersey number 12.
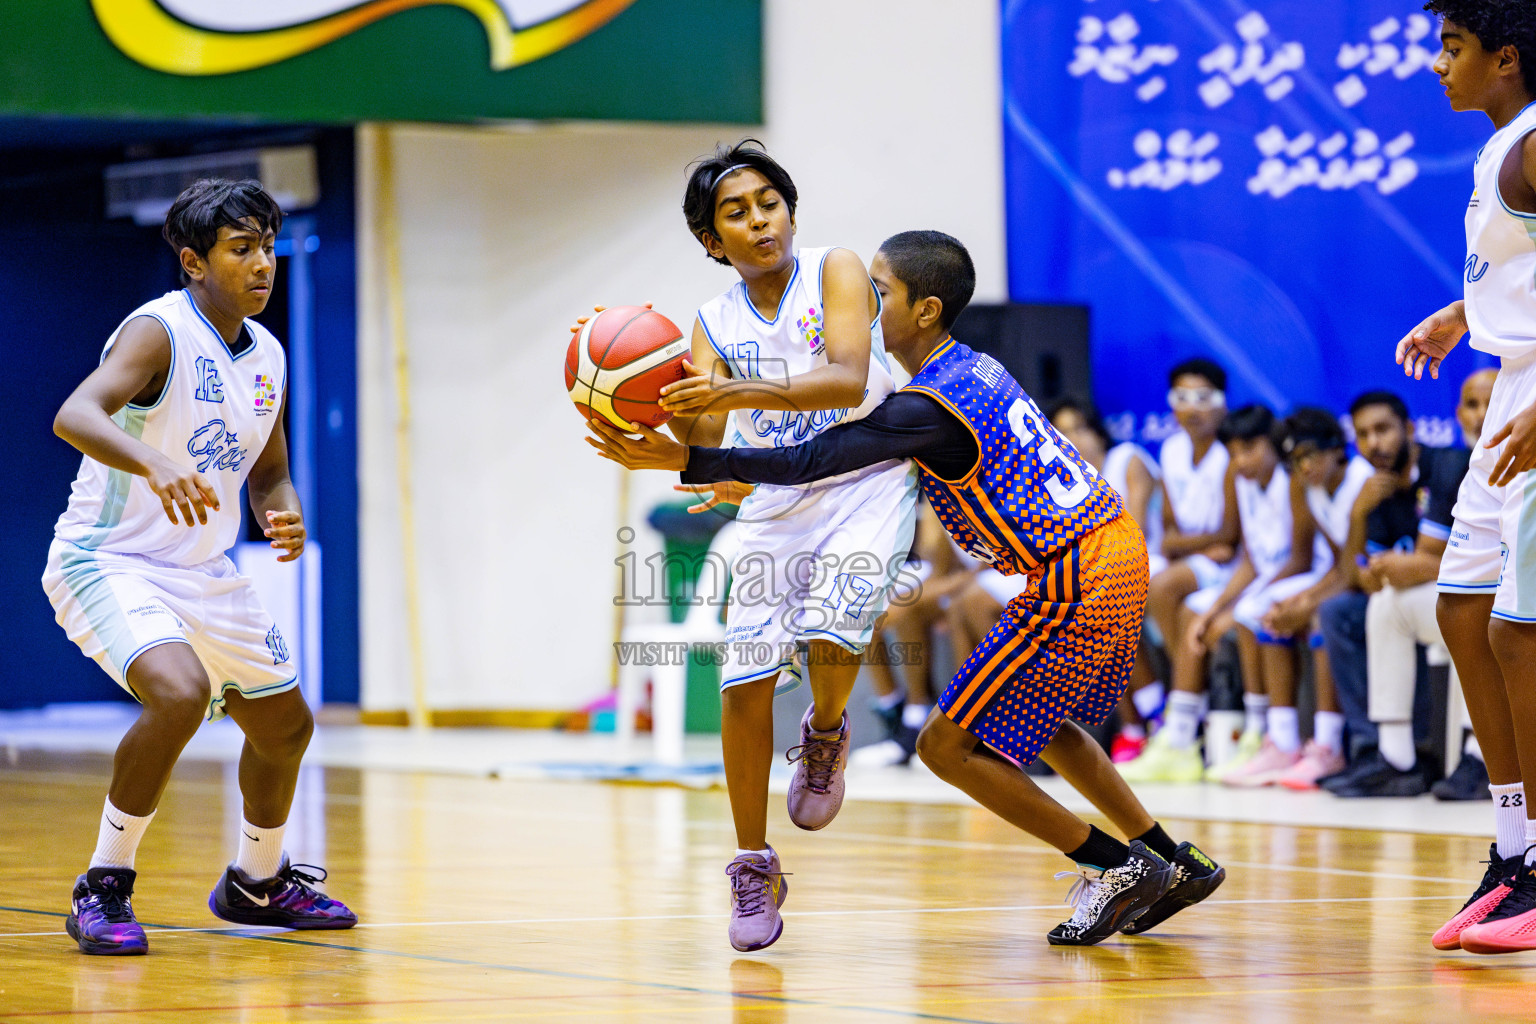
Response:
[1006,398,1095,508]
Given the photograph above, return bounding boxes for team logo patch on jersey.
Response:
[254,374,277,414]
[797,307,825,354]
[187,419,249,472]
[265,625,290,666]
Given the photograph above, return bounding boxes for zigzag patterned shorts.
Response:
[938,514,1149,766]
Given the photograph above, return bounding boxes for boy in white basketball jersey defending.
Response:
[44,180,354,955]
[657,141,917,951]
[1397,2,1536,954]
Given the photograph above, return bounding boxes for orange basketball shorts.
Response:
[937,514,1150,766]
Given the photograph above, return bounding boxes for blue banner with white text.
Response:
[1003,0,1496,447]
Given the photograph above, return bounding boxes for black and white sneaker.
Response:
[208,857,357,930]
[1120,841,1226,934]
[1046,841,1173,946]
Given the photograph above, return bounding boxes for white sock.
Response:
[1132,681,1166,719]
[735,847,773,859]
[235,820,287,881]
[1313,711,1345,754]
[90,798,155,870]
[1465,733,1485,762]
[1120,723,1146,741]
[1527,820,1536,866]
[875,690,903,711]
[1162,691,1203,749]
[1267,705,1300,754]
[901,703,930,729]
[1242,693,1270,736]
[1491,782,1527,860]
[1378,721,1416,772]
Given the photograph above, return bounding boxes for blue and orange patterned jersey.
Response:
[903,338,1121,575]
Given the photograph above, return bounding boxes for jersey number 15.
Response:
[1006,398,1096,509]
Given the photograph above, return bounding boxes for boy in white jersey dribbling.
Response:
[1397,2,1536,954]
[44,180,354,955]
[644,141,916,951]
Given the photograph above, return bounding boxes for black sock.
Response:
[1134,822,1179,862]
[1067,825,1130,870]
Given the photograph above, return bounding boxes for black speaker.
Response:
[950,303,1092,405]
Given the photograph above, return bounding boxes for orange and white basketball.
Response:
[565,306,689,429]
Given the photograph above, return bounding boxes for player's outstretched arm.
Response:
[589,390,973,493]
[54,315,219,528]
[246,391,304,562]
[1396,300,1467,381]
[659,249,872,417]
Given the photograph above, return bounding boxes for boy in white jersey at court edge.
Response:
[43,180,355,955]
[1396,1,1536,954]
[1117,359,1240,781]
[598,141,918,952]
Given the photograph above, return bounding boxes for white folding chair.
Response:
[615,521,737,764]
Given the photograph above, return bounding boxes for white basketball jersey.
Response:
[1159,430,1228,535]
[1104,441,1163,557]
[54,290,287,567]
[696,246,898,469]
[1466,100,1536,359]
[1307,454,1374,551]
[1236,465,1296,579]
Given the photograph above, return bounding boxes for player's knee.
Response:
[915,716,963,775]
[138,675,208,733]
[253,700,314,761]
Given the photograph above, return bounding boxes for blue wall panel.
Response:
[1002,0,1497,445]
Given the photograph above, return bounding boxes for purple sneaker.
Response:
[727,847,789,952]
[786,707,850,830]
[66,867,148,955]
[209,857,357,930]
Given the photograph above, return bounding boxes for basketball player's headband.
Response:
[709,162,756,197]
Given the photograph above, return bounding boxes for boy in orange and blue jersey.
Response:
[589,230,1226,946]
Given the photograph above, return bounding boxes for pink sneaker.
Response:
[786,707,850,831]
[1459,860,1536,954]
[726,847,789,952]
[1110,731,1147,763]
[1276,740,1346,791]
[1433,844,1521,950]
[1222,738,1301,788]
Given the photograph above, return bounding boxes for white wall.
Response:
[357,0,1004,712]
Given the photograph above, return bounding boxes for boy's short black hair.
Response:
[1043,395,1112,449]
[1219,403,1275,444]
[1349,389,1410,424]
[1168,357,1227,391]
[876,230,976,331]
[682,139,798,266]
[1425,1,1536,96]
[1279,406,1347,459]
[163,178,283,284]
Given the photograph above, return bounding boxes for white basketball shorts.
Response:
[1439,350,1536,622]
[721,461,919,692]
[42,539,298,720]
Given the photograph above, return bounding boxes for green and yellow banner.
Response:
[0,0,759,123]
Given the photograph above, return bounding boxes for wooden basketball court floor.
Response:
[5,749,1536,1023]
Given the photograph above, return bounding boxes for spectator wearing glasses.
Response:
[1118,359,1241,782]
